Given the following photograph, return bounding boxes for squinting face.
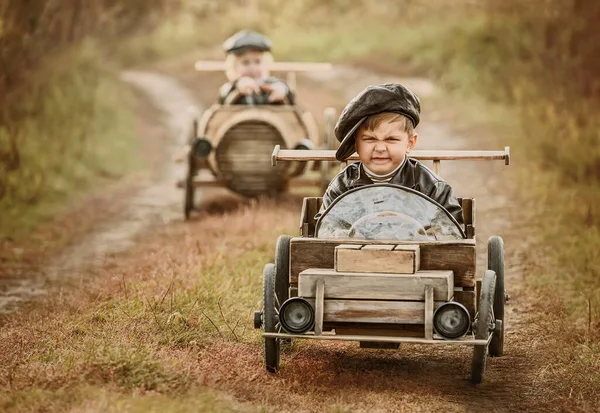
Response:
[233,50,267,80]
[355,119,418,175]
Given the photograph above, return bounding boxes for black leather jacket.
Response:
[218,77,294,105]
[316,157,464,226]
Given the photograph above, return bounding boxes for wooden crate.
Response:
[335,244,420,274]
[298,268,453,301]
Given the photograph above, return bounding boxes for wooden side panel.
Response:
[419,243,476,287]
[454,290,476,319]
[307,198,319,236]
[306,299,443,324]
[298,269,453,301]
[335,244,420,274]
[290,239,476,287]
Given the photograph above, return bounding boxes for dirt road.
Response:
[0,63,581,412]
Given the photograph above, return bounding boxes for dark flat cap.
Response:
[334,83,421,161]
[223,30,272,55]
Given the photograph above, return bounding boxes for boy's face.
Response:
[234,50,266,80]
[355,118,418,175]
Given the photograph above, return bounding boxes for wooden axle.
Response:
[271,146,511,166]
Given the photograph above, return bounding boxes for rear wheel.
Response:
[184,155,195,220]
[275,235,291,304]
[488,236,505,357]
[263,263,280,372]
[471,270,496,384]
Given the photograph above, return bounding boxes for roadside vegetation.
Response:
[1,0,598,410]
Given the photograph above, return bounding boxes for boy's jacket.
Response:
[316,157,465,226]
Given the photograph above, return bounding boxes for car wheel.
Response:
[471,270,496,384]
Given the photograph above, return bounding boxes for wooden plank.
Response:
[424,285,434,340]
[194,60,333,72]
[298,269,453,301]
[290,238,475,287]
[334,244,362,271]
[273,149,510,164]
[335,244,419,274]
[307,198,318,237]
[263,332,489,346]
[299,197,308,235]
[454,290,476,319]
[419,243,476,287]
[462,198,473,226]
[314,279,325,335]
[306,299,444,324]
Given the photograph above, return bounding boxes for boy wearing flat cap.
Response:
[219,30,292,105]
[317,83,464,225]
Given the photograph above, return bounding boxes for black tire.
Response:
[184,155,195,220]
[488,236,505,357]
[471,270,496,384]
[263,263,280,372]
[184,119,200,220]
[275,235,291,305]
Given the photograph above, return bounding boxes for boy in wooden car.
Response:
[316,83,464,225]
[219,30,292,105]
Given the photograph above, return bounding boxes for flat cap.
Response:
[334,83,421,161]
[223,30,272,55]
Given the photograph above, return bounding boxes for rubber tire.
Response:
[263,263,280,372]
[488,236,505,357]
[275,235,291,305]
[184,155,195,220]
[471,270,496,384]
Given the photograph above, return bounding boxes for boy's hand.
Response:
[261,82,288,103]
[236,76,261,95]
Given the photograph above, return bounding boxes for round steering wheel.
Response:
[224,89,291,106]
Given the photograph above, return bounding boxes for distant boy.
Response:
[317,83,464,225]
[219,30,292,105]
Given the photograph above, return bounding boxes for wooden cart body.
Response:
[258,148,509,383]
[268,196,481,345]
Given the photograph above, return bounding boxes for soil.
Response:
[0,56,578,411]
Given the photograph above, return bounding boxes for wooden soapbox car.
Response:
[178,60,338,219]
[253,146,511,384]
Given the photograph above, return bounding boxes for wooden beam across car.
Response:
[194,60,333,72]
[271,145,511,166]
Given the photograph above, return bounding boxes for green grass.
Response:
[0,42,140,239]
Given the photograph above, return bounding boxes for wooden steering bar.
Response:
[271,146,511,170]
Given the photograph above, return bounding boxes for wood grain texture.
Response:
[335,244,419,274]
[454,290,476,319]
[290,238,475,287]
[314,279,324,335]
[275,149,510,162]
[298,269,453,301]
[425,285,434,340]
[306,298,443,324]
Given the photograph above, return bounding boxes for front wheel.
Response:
[471,270,496,384]
[263,263,280,372]
[488,236,505,357]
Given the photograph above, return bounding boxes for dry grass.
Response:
[0,194,301,412]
